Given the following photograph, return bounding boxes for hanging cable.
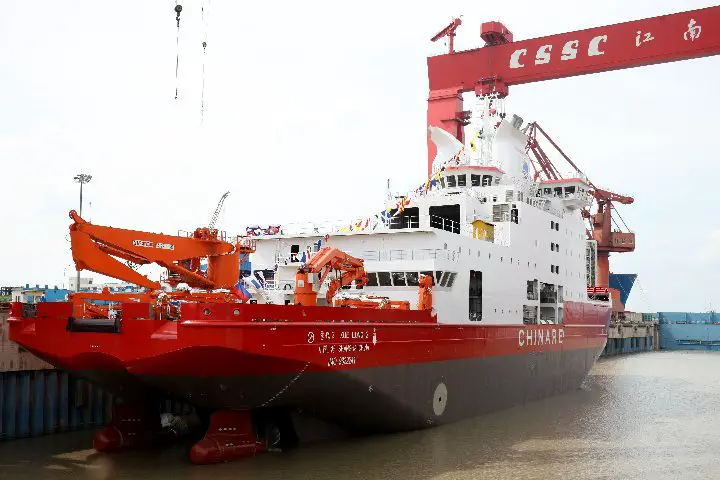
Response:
[200,0,210,122]
[174,2,183,99]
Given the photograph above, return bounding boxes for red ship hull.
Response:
[9,300,609,435]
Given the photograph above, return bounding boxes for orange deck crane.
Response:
[293,247,429,310]
[294,247,369,307]
[67,209,256,317]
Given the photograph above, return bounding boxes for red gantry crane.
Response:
[523,122,636,296]
[427,5,720,173]
[426,5,720,306]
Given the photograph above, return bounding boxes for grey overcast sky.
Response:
[1,0,718,312]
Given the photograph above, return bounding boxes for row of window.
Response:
[444,174,497,189]
[365,271,457,288]
[538,185,587,198]
[550,220,560,231]
[550,242,560,252]
[551,265,561,274]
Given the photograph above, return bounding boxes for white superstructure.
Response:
[242,115,600,326]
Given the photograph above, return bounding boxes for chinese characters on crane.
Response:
[638,17,702,47]
[635,31,655,47]
[684,19,701,41]
[510,16,705,68]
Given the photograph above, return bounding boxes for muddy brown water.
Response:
[1,351,719,480]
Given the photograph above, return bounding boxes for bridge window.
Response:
[471,174,481,186]
[420,271,435,285]
[439,272,457,288]
[377,272,392,287]
[365,271,455,289]
[446,175,456,188]
[469,270,482,321]
[391,272,407,287]
[429,204,460,234]
[388,207,419,230]
[482,175,493,186]
[457,174,466,187]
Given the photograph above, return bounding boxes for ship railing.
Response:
[382,214,462,235]
[357,248,454,262]
[242,213,466,238]
[241,217,394,238]
[242,212,481,240]
[274,248,456,267]
[541,201,565,219]
[428,215,461,234]
[387,215,420,229]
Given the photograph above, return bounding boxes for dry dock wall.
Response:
[601,311,658,357]
[1,304,111,440]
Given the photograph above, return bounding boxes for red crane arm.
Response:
[431,18,462,54]
[298,247,366,286]
[428,6,720,93]
[294,247,368,306]
[592,187,634,205]
[426,6,720,174]
[69,210,246,291]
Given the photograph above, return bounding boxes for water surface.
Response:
[2,351,718,479]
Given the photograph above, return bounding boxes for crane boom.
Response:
[68,210,254,291]
[430,18,462,54]
[294,247,368,306]
[427,5,720,173]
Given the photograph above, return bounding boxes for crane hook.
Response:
[175,4,182,28]
[174,3,183,99]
